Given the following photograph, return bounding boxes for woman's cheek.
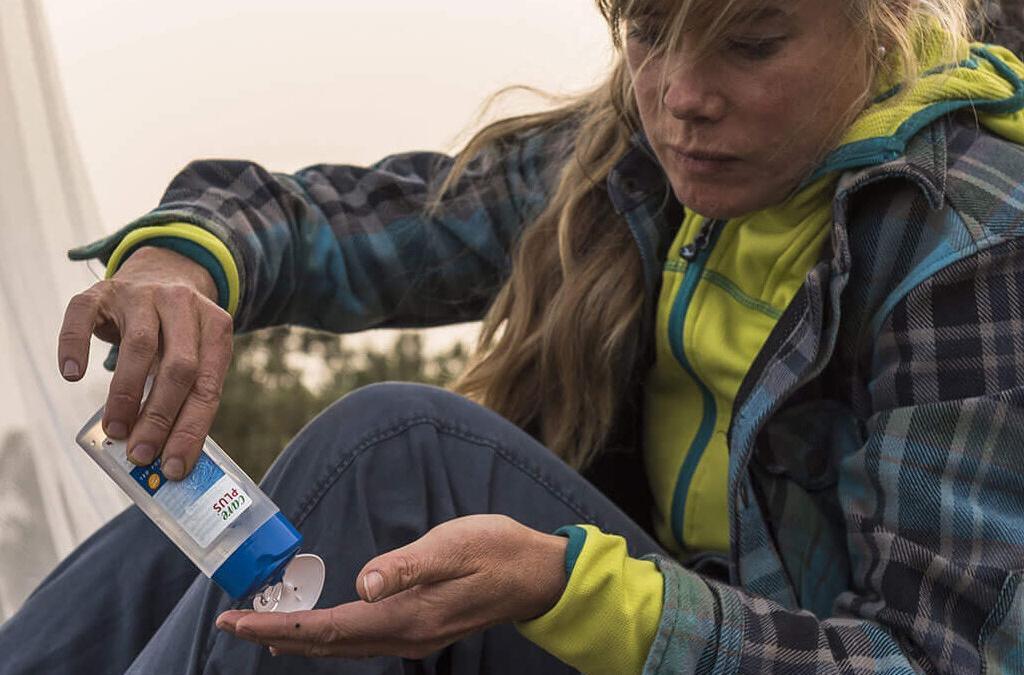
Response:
[630,74,661,122]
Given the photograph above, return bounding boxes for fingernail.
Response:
[106,421,128,439]
[363,571,384,601]
[62,359,80,379]
[129,443,157,466]
[163,457,185,480]
[269,647,279,657]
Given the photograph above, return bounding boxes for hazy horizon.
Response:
[42,0,612,225]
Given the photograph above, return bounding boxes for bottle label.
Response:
[107,447,252,547]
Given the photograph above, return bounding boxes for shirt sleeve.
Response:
[516,525,664,675]
[67,121,574,335]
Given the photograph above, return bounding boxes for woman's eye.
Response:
[728,37,785,60]
[627,20,661,46]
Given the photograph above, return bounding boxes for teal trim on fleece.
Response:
[667,220,727,549]
[554,525,588,577]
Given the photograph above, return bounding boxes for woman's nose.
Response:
[660,63,727,122]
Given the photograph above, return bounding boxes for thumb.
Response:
[356,530,472,603]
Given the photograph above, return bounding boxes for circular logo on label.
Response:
[148,473,161,491]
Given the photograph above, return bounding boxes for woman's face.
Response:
[626,0,872,217]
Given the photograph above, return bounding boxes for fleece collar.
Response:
[806,42,1024,186]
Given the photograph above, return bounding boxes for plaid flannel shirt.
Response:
[70,111,1024,673]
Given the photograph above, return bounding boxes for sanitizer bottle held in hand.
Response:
[76,406,325,612]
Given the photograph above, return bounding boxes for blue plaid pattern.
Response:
[69,111,1024,673]
[644,114,1024,673]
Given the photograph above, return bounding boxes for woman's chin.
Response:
[671,190,750,220]
[670,180,788,220]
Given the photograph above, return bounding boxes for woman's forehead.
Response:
[611,0,795,26]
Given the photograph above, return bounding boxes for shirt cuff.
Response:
[516,524,664,675]
[104,223,240,316]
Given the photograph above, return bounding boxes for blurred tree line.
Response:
[210,328,470,480]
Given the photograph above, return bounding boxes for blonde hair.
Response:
[443,0,978,470]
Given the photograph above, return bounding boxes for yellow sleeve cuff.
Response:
[104,222,240,316]
[516,525,664,675]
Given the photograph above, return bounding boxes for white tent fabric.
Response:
[0,0,128,621]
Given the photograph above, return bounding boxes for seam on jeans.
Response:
[291,415,609,531]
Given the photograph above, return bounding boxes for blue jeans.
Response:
[0,383,664,674]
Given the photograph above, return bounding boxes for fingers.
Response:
[219,608,330,643]
[58,271,232,479]
[124,290,200,469]
[218,608,352,658]
[156,307,232,480]
[356,528,475,603]
[102,303,160,440]
[57,288,101,381]
[217,600,454,660]
[59,249,234,478]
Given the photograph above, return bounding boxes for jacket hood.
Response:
[806,37,1024,185]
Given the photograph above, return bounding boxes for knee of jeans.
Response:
[299,381,475,454]
[326,381,458,423]
[263,382,460,486]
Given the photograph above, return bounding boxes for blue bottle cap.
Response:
[211,512,303,599]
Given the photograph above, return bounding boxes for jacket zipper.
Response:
[668,217,726,548]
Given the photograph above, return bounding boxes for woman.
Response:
[5,0,1024,672]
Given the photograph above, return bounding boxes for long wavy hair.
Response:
[441,0,978,470]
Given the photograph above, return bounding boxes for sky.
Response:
[40,0,613,352]
[0,1,615,434]
[41,0,611,229]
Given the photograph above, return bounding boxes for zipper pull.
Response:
[680,219,719,261]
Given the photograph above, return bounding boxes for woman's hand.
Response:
[215,515,569,659]
[57,246,234,479]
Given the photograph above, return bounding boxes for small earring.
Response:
[877,44,888,59]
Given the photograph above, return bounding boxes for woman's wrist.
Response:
[102,223,238,314]
[524,530,570,620]
[117,246,220,305]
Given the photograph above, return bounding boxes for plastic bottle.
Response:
[76,405,325,612]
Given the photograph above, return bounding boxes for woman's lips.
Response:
[667,145,741,175]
